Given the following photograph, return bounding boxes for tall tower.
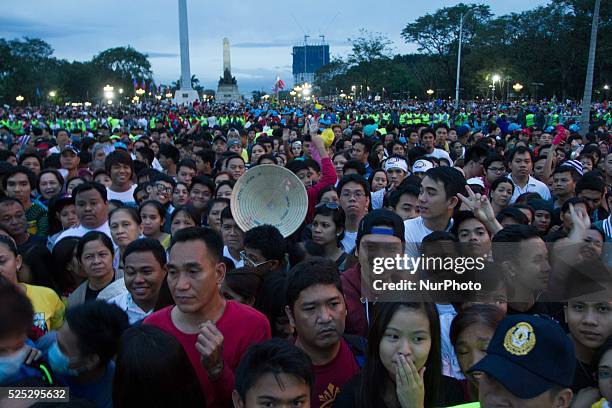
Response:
[174,0,199,104]
[216,37,242,103]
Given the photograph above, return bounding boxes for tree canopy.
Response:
[316,0,611,100]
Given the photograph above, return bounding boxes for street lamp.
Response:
[165,92,173,99]
[15,95,24,102]
[136,88,145,96]
[513,83,524,92]
[119,88,124,94]
[103,84,114,101]
[48,91,56,98]
[426,89,434,96]
[491,75,500,100]
[455,8,475,108]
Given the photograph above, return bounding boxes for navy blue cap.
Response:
[356,209,405,249]
[470,314,575,399]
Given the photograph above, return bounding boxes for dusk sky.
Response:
[2,0,549,92]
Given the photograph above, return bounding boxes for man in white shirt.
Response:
[53,182,112,247]
[220,206,244,268]
[404,167,466,258]
[371,156,409,210]
[421,127,452,165]
[338,174,371,253]
[105,238,168,325]
[507,146,552,204]
[105,150,137,206]
[48,129,71,154]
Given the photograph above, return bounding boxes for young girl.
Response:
[310,204,352,272]
[139,200,171,249]
[335,302,464,408]
[450,304,505,402]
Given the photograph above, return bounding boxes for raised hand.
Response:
[196,321,225,380]
[309,117,319,136]
[395,355,425,408]
[457,184,496,223]
[568,203,591,242]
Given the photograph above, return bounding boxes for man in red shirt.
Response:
[145,227,271,407]
[285,258,362,408]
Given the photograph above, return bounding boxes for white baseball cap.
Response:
[384,157,408,173]
[412,159,434,174]
[466,177,485,189]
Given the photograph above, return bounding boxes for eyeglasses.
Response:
[487,166,506,173]
[155,184,173,194]
[316,202,340,210]
[340,191,366,199]
[240,250,273,268]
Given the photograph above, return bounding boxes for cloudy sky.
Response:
[2,0,549,92]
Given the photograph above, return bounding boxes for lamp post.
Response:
[491,74,500,101]
[604,84,609,100]
[15,95,24,103]
[426,89,434,100]
[455,8,475,109]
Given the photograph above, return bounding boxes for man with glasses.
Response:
[337,174,371,253]
[147,174,175,207]
[483,153,507,195]
[242,225,287,276]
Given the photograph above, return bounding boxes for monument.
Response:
[174,0,199,104]
[216,38,242,102]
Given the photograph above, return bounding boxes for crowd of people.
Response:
[0,98,611,408]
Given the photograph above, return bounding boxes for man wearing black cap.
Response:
[470,314,574,407]
[341,209,405,337]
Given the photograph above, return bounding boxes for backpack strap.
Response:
[343,334,367,368]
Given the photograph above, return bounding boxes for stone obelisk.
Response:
[216,37,241,102]
[174,0,199,104]
[223,38,231,77]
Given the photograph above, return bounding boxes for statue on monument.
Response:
[216,37,242,102]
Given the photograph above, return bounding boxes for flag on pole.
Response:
[141,79,146,90]
[133,78,138,89]
[272,76,286,93]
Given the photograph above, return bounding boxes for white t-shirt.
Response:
[341,231,358,254]
[507,174,552,204]
[106,185,137,205]
[436,303,465,380]
[223,246,244,269]
[404,216,453,258]
[371,188,385,210]
[52,223,113,249]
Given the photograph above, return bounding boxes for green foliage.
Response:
[316,1,611,100]
[0,39,154,103]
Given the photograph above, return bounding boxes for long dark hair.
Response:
[359,302,441,408]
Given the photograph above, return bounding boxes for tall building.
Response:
[292,36,330,85]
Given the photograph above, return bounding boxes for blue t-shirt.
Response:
[60,362,115,408]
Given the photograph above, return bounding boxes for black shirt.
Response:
[333,373,465,408]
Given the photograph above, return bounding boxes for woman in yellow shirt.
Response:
[0,234,64,337]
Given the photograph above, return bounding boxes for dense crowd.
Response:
[0,98,611,408]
